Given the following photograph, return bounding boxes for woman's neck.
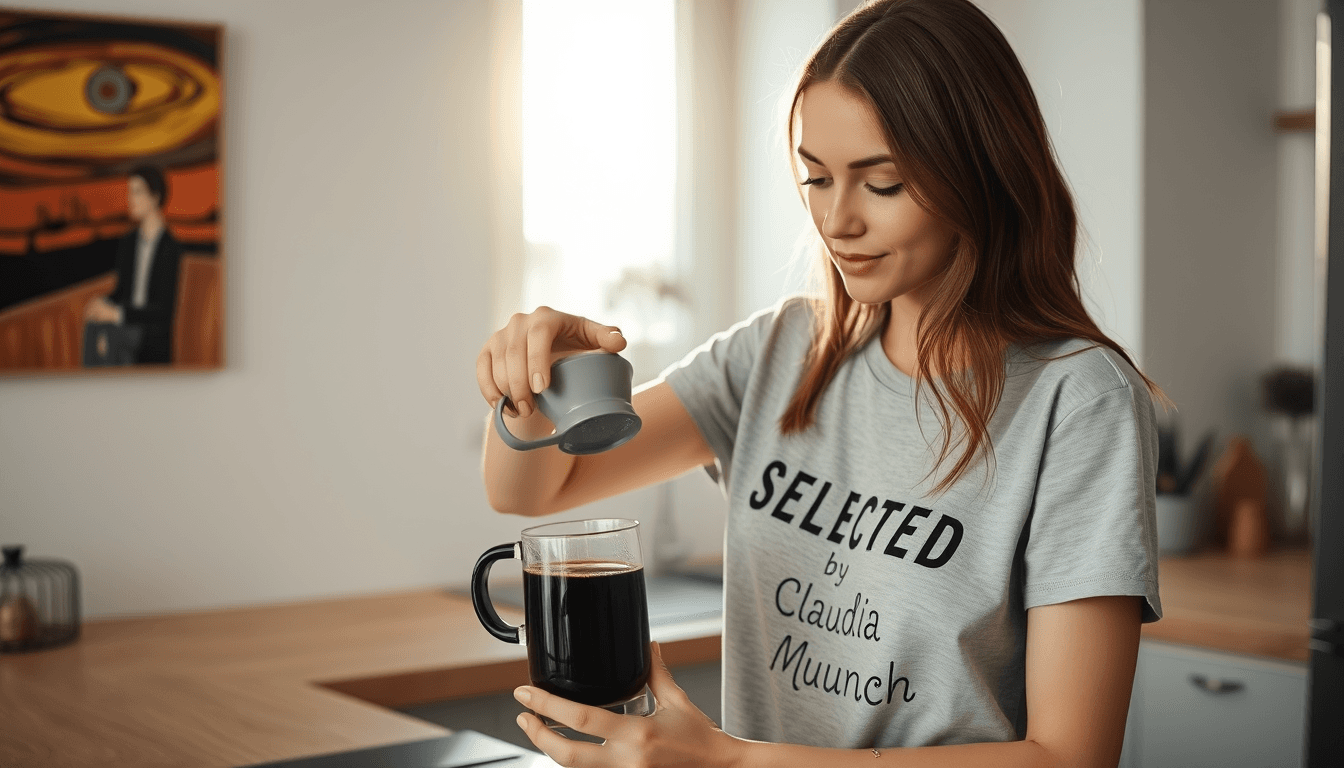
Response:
[880,296,923,377]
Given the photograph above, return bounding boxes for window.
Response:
[519,0,688,366]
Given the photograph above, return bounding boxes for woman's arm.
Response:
[514,595,1142,768]
[482,378,716,516]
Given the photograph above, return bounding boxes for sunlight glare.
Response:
[521,0,676,343]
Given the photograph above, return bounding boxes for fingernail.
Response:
[516,713,527,729]
[532,373,544,394]
[514,686,532,705]
[610,329,623,336]
[518,400,532,418]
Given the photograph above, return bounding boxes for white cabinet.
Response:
[1121,641,1308,768]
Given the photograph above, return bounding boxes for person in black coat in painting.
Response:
[84,166,184,365]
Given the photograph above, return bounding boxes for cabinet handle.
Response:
[1189,674,1244,694]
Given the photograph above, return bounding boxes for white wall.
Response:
[976,0,1146,362]
[1142,0,1283,473]
[733,0,838,317]
[0,0,676,618]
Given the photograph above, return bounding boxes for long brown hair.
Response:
[780,0,1166,495]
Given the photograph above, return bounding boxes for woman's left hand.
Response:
[514,641,743,768]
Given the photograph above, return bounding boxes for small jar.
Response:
[0,545,80,652]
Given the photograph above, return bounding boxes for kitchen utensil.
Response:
[493,351,641,455]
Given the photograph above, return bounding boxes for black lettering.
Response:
[864,676,884,705]
[914,514,964,568]
[823,664,843,695]
[826,492,863,544]
[802,658,821,689]
[887,661,916,703]
[796,581,813,625]
[824,604,841,633]
[770,634,809,692]
[841,592,861,635]
[771,470,815,523]
[749,461,788,510]
[866,500,905,551]
[846,496,881,549]
[797,480,831,535]
[774,578,800,617]
[883,506,932,558]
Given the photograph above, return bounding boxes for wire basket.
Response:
[0,545,80,652]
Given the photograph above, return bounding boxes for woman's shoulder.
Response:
[749,293,814,329]
[1006,336,1154,415]
[716,293,816,348]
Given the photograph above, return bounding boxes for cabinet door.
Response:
[1134,641,1307,768]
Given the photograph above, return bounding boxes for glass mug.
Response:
[471,518,653,726]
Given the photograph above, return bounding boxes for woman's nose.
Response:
[821,192,864,240]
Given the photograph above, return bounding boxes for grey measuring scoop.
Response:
[493,351,642,455]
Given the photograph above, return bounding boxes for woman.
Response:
[478,1,1165,766]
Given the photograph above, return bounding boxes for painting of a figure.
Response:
[0,10,223,372]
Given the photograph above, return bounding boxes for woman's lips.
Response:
[834,251,886,275]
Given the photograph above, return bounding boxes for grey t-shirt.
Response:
[661,295,1161,749]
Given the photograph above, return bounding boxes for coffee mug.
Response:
[471,518,653,724]
[493,351,642,455]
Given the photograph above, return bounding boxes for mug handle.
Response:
[471,542,525,643]
[494,396,564,451]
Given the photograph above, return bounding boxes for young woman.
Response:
[477,1,1164,766]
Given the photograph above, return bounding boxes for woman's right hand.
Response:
[476,306,627,419]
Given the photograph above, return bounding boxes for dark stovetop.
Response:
[238,729,550,768]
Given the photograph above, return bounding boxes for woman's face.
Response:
[794,81,956,307]
[127,175,157,221]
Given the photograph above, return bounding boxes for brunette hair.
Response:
[780,0,1166,495]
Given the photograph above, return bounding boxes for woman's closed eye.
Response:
[801,177,904,197]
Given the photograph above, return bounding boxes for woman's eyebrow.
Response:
[796,146,896,170]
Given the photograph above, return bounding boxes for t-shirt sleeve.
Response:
[658,300,789,490]
[1022,381,1163,623]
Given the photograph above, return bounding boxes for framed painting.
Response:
[0,9,223,373]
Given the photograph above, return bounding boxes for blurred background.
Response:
[0,0,1321,626]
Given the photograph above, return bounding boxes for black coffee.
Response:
[523,560,651,706]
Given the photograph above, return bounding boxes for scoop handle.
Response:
[494,396,563,451]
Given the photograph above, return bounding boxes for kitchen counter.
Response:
[0,548,1310,767]
[0,589,719,768]
[1141,546,1313,663]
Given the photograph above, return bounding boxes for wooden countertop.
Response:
[1142,547,1313,663]
[0,548,1311,767]
[0,589,720,768]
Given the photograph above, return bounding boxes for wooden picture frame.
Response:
[0,8,224,374]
